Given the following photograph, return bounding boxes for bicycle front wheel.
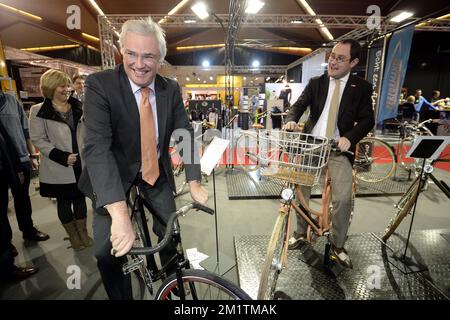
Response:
[155,269,251,300]
[355,137,396,183]
[382,178,421,242]
[257,209,289,300]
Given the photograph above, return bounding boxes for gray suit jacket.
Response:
[78,65,201,209]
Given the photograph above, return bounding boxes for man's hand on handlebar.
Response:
[106,201,136,257]
[283,121,301,132]
[337,137,351,152]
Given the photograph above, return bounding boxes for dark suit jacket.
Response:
[78,65,201,209]
[0,125,20,191]
[286,73,375,162]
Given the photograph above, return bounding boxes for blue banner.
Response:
[377,25,414,124]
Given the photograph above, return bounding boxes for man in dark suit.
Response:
[78,18,207,299]
[284,39,374,268]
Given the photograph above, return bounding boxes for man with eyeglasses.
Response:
[78,18,208,299]
[284,39,374,269]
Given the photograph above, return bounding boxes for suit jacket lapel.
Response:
[118,65,140,137]
[338,74,356,121]
[155,75,167,149]
[318,75,329,115]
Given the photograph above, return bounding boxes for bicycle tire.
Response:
[382,178,420,242]
[236,133,259,172]
[257,210,288,300]
[155,269,251,300]
[354,137,396,183]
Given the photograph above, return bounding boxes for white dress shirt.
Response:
[311,72,350,139]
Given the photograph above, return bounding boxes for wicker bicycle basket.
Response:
[257,130,331,186]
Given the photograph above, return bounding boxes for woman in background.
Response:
[29,69,92,251]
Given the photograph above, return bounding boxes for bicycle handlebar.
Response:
[330,140,354,156]
[127,202,214,255]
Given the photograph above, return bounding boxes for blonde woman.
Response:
[29,69,92,250]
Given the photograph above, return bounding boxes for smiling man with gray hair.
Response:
[78,18,207,299]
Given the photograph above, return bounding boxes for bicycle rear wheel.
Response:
[236,133,259,172]
[382,178,420,242]
[155,269,251,300]
[257,209,289,300]
[355,137,396,183]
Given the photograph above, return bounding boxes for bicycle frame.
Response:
[382,157,450,242]
[124,187,195,298]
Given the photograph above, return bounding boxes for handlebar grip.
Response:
[193,202,215,215]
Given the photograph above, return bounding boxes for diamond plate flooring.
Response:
[227,168,418,200]
[235,229,450,300]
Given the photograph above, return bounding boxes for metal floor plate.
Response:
[227,169,413,200]
[235,229,450,300]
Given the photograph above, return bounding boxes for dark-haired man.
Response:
[284,39,375,268]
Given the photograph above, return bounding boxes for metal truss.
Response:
[234,65,286,75]
[98,14,450,30]
[224,0,247,107]
[99,13,450,69]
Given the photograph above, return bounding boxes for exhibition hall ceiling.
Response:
[0,0,448,63]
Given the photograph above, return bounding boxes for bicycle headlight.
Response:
[281,188,294,201]
[424,165,434,174]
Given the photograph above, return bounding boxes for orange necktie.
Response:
[140,87,159,185]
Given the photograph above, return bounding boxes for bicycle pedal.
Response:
[122,256,144,275]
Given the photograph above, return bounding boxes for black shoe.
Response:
[330,245,353,269]
[288,232,308,250]
[23,227,50,242]
[12,265,39,280]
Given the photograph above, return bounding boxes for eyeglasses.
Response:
[124,50,160,64]
[328,53,351,63]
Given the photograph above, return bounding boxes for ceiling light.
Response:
[203,80,206,83]
[176,44,224,51]
[88,0,105,16]
[390,11,413,23]
[186,77,190,81]
[297,0,334,42]
[291,20,303,24]
[168,0,190,15]
[197,77,201,81]
[290,79,294,82]
[191,2,209,20]
[184,19,197,23]
[202,60,210,67]
[0,3,42,20]
[20,45,81,52]
[245,0,265,14]
[252,60,260,68]
[159,0,190,23]
[82,33,100,42]
[243,77,247,80]
[209,76,214,80]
